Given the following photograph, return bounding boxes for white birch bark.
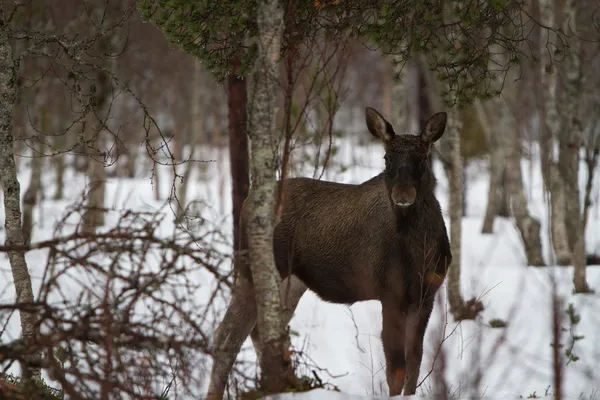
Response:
[444,106,467,317]
[540,0,572,265]
[0,11,41,382]
[246,0,293,392]
[561,0,590,291]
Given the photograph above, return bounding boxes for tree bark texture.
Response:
[82,138,107,233]
[0,13,40,382]
[416,61,435,174]
[405,59,421,135]
[204,57,250,400]
[475,99,505,234]
[560,0,590,292]
[505,115,546,266]
[421,64,469,318]
[229,59,250,265]
[540,0,572,265]
[82,40,112,233]
[246,0,293,393]
[53,148,66,200]
[489,44,543,268]
[443,107,468,318]
[474,42,545,265]
[390,57,407,134]
[22,136,43,246]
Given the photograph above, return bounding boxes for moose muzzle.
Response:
[391,185,416,207]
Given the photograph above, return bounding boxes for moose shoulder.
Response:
[207,107,452,398]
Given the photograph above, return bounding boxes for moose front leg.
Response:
[381,303,409,396]
[403,300,434,395]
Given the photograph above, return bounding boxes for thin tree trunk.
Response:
[507,108,546,266]
[121,116,138,179]
[152,136,161,202]
[177,60,205,219]
[479,39,546,266]
[475,99,506,234]
[462,167,468,216]
[582,133,599,235]
[205,56,250,400]
[578,129,599,281]
[405,59,421,134]
[53,152,66,200]
[177,134,202,220]
[422,62,471,319]
[125,122,138,179]
[22,136,43,246]
[444,107,468,318]
[246,0,293,392]
[417,61,435,174]
[52,106,69,199]
[229,58,250,264]
[498,169,510,217]
[83,141,107,232]
[540,0,572,265]
[0,13,41,384]
[390,56,407,134]
[82,39,112,232]
[561,0,590,292]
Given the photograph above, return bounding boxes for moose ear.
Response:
[421,112,447,144]
[365,107,395,141]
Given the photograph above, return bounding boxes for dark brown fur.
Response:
[207,107,451,398]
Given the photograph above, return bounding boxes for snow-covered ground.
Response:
[1,136,599,400]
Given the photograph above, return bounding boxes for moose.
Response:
[207,107,451,398]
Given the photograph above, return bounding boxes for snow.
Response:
[1,137,600,400]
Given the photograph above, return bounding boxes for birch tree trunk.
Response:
[405,59,421,135]
[506,119,546,266]
[246,0,294,392]
[476,99,506,234]
[390,57,407,134]
[540,0,572,265]
[82,134,107,233]
[421,4,471,320]
[443,107,468,318]
[0,12,41,383]
[22,135,43,246]
[561,0,590,292]
[82,37,112,233]
[53,109,68,199]
[476,44,545,265]
[421,62,472,320]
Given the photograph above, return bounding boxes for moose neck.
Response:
[393,202,423,233]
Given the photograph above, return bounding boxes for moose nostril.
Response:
[391,186,416,206]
